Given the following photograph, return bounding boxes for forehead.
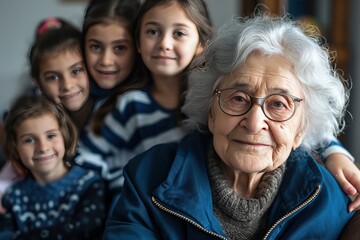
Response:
[86,22,133,45]
[218,52,303,96]
[39,50,82,71]
[16,114,59,134]
[141,2,197,30]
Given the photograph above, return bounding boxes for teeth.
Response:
[34,154,54,160]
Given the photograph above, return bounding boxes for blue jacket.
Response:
[103,132,354,240]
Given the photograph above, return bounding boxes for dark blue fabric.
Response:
[1,166,104,234]
[104,132,354,239]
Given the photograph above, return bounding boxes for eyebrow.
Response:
[87,38,132,45]
[18,128,60,139]
[69,60,84,69]
[227,83,292,95]
[144,21,191,29]
[42,60,84,76]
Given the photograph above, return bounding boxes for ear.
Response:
[33,80,43,94]
[208,107,215,134]
[137,42,141,54]
[292,129,304,150]
[195,43,204,56]
[33,79,40,88]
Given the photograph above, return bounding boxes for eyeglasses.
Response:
[214,88,303,122]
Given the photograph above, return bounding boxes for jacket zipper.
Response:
[151,196,227,239]
[262,185,322,240]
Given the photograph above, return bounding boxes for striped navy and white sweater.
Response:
[75,88,185,198]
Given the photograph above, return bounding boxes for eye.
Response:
[232,95,247,103]
[72,67,84,76]
[270,101,286,108]
[45,74,60,82]
[23,137,35,144]
[229,91,249,104]
[89,44,102,53]
[146,29,160,37]
[265,95,295,115]
[174,30,186,39]
[114,45,128,53]
[221,90,251,112]
[47,133,57,140]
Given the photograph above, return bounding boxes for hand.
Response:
[325,153,360,212]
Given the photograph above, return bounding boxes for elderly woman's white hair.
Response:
[181,13,350,150]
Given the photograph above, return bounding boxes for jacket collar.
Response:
[153,132,323,234]
[153,132,224,234]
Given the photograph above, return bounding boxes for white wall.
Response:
[0,0,238,120]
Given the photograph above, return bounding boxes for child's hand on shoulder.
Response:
[325,153,360,212]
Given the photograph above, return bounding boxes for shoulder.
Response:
[124,132,208,188]
[70,165,102,180]
[1,177,31,206]
[115,89,151,108]
[125,141,179,179]
[284,148,350,202]
[66,165,104,190]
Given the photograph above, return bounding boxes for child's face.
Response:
[138,2,203,79]
[38,51,89,112]
[15,113,67,183]
[85,22,136,89]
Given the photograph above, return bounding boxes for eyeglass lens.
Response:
[218,89,298,121]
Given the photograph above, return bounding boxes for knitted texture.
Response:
[207,145,285,240]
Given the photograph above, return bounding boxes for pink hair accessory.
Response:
[36,17,62,36]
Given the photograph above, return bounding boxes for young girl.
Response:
[76,0,212,199]
[0,17,94,214]
[77,0,360,210]
[29,19,92,130]
[0,95,106,239]
[82,0,142,101]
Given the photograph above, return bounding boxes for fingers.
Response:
[348,194,360,212]
[345,171,360,212]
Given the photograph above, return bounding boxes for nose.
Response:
[240,104,269,132]
[100,48,115,66]
[36,138,49,152]
[159,33,173,51]
[60,74,74,91]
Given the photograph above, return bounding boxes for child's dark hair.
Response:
[3,95,78,176]
[82,0,141,40]
[83,0,146,135]
[29,21,81,82]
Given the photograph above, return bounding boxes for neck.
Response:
[68,97,95,131]
[151,74,182,109]
[33,163,69,184]
[220,161,264,198]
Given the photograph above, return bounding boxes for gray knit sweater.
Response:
[207,145,285,240]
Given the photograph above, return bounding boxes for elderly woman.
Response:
[103,14,354,239]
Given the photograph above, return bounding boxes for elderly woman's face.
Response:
[208,52,304,174]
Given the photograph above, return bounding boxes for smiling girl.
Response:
[0,95,106,239]
[76,0,213,199]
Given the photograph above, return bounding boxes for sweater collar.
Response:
[153,132,323,235]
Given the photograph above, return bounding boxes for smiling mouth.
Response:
[153,56,176,60]
[60,91,80,100]
[34,154,55,161]
[96,70,119,75]
[234,139,270,147]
